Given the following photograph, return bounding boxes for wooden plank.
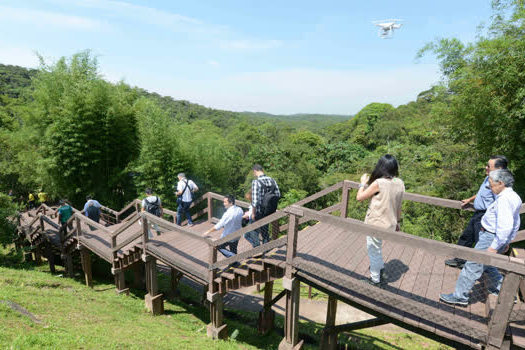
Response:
[295,206,525,275]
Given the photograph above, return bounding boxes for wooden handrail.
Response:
[290,205,525,275]
[211,210,287,247]
[141,212,212,245]
[74,213,113,235]
[295,182,344,207]
[210,236,288,269]
[207,192,251,209]
[344,180,472,211]
[112,230,143,252]
[110,213,140,238]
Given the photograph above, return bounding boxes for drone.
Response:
[373,19,403,39]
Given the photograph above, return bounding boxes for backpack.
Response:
[258,179,280,217]
[145,196,161,217]
[86,203,100,223]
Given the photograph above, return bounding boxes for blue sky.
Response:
[0,0,493,114]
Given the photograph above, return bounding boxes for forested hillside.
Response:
[0,0,523,244]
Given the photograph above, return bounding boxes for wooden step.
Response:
[232,267,250,277]
[511,322,525,349]
[246,262,265,272]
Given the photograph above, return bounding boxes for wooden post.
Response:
[258,281,276,334]
[207,244,228,339]
[486,272,521,349]
[170,268,183,296]
[340,181,349,219]
[207,193,213,223]
[279,210,303,350]
[45,243,56,274]
[144,256,163,315]
[320,295,338,350]
[80,246,93,288]
[271,219,279,240]
[64,253,74,278]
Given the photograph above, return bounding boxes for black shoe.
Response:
[380,268,388,283]
[445,258,465,268]
[366,278,384,288]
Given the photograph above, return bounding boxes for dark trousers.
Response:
[58,222,71,242]
[176,200,193,225]
[255,211,270,244]
[218,240,239,258]
[457,210,485,248]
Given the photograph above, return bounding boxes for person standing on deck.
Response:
[175,173,198,227]
[83,195,102,223]
[440,169,522,306]
[57,199,73,241]
[251,164,281,245]
[203,195,243,259]
[356,154,404,286]
[445,155,508,268]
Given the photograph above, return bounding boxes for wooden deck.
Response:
[14,183,525,349]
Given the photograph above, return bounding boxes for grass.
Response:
[0,244,451,349]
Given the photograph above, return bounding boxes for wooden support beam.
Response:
[207,243,228,339]
[144,256,163,315]
[280,212,301,349]
[320,295,338,350]
[115,270,127,295]
[45,243,55,274]
[207,193,213,223]
[326,318,390,333]
[279,278,301,350]
[80,247,93,288]
[64,253,74,278]
[487,272,521,348]
[170,268,183,295]
[258,281,276,334]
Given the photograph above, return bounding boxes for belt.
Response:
[480,227,494,234]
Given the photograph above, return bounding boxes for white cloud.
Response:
[132,64,441,115]
[0,6,108,31]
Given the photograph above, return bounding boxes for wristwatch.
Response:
[358,183,366,188]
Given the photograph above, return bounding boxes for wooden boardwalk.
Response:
[14,181,525,349]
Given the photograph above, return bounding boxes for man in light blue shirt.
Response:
[445,155,508,268]
[83,195,102,221]
[203,195,244,258]
[440,169,522,306]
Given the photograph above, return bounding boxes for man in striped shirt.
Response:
[251,164,281,244]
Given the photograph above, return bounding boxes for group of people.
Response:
[359,154,522,307]
[141,168,281,253]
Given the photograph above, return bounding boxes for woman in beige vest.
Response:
[357,154,404,286]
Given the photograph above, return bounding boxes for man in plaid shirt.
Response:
[251,164,281,244]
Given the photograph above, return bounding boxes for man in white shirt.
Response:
[203,195,243,258]
[175,173,198,226]
[440,169,522,306]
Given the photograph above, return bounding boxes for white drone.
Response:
[373,19,403,39]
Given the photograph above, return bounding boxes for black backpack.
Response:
[258,179,280,217]
[145,196,161,217]
[86,204,100,223]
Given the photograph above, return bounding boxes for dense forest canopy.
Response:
[0,0,523,244]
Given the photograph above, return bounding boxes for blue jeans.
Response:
[453,230,504,301]
[176,200,193,225]
[244,218,260,248]
[218,240,239,258]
